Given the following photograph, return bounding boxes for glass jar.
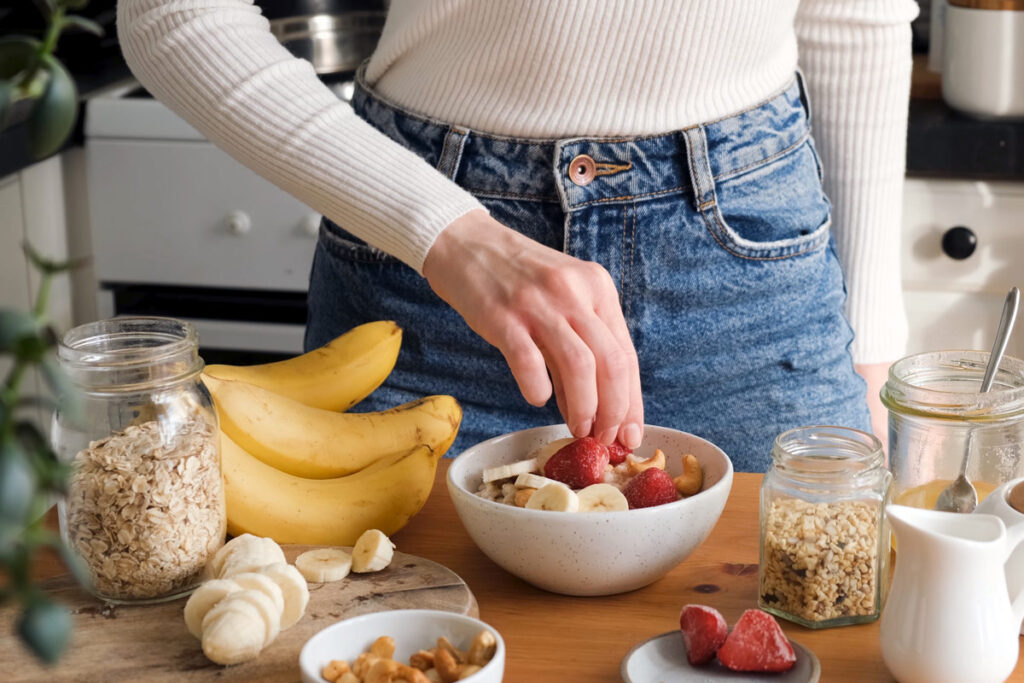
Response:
[758,426,891,629]
[882,350,1024,510]
[52,317,224,604]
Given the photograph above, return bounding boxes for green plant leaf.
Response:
[22,242,87,276]
[39,358,83,427]
[13,334,52,364]
[0,37,40,81]
[0,310,40,352]
[0,443,37,526]
[0,79,12,129]
[26,55,77,160]
[0,521,20,564]
[17,596,72,664]
[62,16,103,37]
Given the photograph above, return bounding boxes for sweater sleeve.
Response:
[795,0,918,364]
[116,0,484,273]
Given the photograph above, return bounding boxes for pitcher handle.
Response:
[1004,517,1024,625]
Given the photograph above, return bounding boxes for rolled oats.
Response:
[65,413,224,601]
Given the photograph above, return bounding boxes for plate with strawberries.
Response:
[621,606,820,682]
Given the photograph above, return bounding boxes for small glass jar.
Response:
[882,350,1024,510]
[52,317,224,604]
[758,426,891,629]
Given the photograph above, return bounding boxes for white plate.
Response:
[621,630,821,683]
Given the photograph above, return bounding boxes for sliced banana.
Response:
[525,482,580,512]
[577,483,629,512]
[351,529,396,573]
[259,562,309,629]
[514,472,560,489]
[530,437,576,471]
[216,534,287,578]
[482,457,538,483]
[183,578,241,639]
[201,596,267,665]
[295,547,353,582]
[230,572,285,618]
[228,588,281,646]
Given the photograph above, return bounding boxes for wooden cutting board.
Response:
[2,545,477,682]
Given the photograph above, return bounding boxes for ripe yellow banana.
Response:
[221,433,439,545]
[204,375,461,478]
[203,320,401,411]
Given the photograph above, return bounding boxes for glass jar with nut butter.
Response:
[758,426,891,629]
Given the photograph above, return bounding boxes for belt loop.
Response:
[437,126,470,181]
[681,126,717,213]
[794,67,812,124]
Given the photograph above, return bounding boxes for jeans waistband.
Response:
[352,69,811,213]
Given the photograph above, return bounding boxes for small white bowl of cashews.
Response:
[299,609,505,683]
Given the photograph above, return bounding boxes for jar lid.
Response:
[881,350,1024,421]
[948,0,1024,10]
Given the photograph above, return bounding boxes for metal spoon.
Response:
[935,286,1020,513]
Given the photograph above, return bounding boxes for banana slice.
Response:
[515,472,560,489]
[525,482,580,512]
[530,437,576,471]
[183,578,241,639]
[228,588,281,646]
[230,572,285,618]
[482,458,538,483]
[201,595,267,665]
[259,562,309,629]
[351,529,396,573]
[577,483,629,512]
[215,534,287,578]
[295,548,353,582]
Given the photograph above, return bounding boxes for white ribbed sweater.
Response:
[117,0,918,363]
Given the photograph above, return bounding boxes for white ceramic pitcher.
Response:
[880,504,1024,683]
[977,476,1024,635]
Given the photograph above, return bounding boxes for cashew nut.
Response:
[436,636,465,663]
[673,453,703,496]
[627,448,666,475]
[371,635,396,660]
[338,674,360,683]
[322,660,351,682]
[365,658,401,683]
[457,665,482,680]
[467,630,497,666]
[434,647,461,683]
[513,487,536,507]
[409,649,435,671]
[397,664,432,683]
[423,669,442,683]
[353,652,381,678]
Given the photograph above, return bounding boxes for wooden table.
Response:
[26,465,1024,681]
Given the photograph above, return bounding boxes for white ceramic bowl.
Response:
[447,424,734,596]
[298,609,505,683]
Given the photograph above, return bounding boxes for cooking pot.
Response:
[257,0,387,76]
[942,0,1024,119]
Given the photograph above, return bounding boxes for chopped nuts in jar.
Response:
[759,497,880,623]
[64,412,224,601]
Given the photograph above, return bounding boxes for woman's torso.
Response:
[365,0,801,139]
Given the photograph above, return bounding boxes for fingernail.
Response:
[575,419,593,437]
[596,428,617,445]
[622,423,642,449]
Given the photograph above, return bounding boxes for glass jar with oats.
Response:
[52,317,224,604]
[758,426,891,628]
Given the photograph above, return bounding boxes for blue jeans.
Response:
[306,72,870,472]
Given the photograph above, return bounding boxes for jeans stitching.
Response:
[701,208,830,261]
[628,202,636,320]
[570,184,687,210]
[713,131,811,183]
[621,205,628,310]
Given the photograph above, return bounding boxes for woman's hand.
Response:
[423,210,644,449]
[855,362,891,457]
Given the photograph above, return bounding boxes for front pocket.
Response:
[703,139,832,261]
[319,218,401,264]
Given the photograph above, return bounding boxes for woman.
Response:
[118,1,916,471]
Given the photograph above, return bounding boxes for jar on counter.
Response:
[758,426,891,629]
[882,350,1024,511]
[52,317,225,603]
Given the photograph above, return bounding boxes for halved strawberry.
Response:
[679,604,728,665]
[716,609,796,672]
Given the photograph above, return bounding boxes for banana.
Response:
[230,572,285,617]
[228,589,282,646]
[183,579,241,639]
[351,529,395,573]
[515,472,560,489]
[201,595,267,665]
[222,432,440,545]
[258,563,309,629]
[205,375,461,479]
[203,320,402,411]
[525,483,580,512]
[482,458,537,483]
[577,483,629,512]
[295,548,353,583]
[210,534,286,578]
[529,437,576,471]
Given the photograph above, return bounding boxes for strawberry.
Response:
[607,440,631,466]
[716,609,796,673]
[543,437,609,489]
[622,468,679,509]
[679,604,728,665]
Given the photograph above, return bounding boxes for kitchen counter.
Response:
[25,464,1024,682]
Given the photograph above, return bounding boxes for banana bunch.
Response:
[203,321,461,546]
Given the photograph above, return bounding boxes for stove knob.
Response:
[300,214,322,238]
[225,210,252,235]
[941,226,976,260]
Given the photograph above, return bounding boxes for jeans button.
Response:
[568,154,597,186]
